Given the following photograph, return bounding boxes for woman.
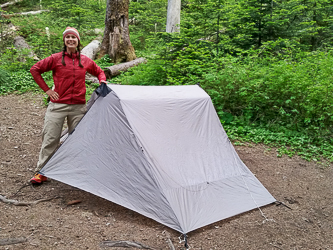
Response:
[30,27,107,184]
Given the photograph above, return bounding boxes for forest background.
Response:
[0,0,332,164]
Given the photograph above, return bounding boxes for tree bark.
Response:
[104,57,146,78]
[99,0,136,63]
[166,0,181,33]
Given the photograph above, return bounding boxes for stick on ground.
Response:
[12,183,31,197]
[0,237,27,246]
[162,231,176,250]
[100,240,156,249]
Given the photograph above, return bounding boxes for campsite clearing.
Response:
[0,93,332,249]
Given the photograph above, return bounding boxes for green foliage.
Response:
[0,67,10,91]
[200,49,333,132]
[129,0,168,51]
[180,0,333,52]
[47,0,105,32]
[9,0,106,59]
[95,54,113,69]
[0,0,41,13]
[0,69,37,94]
[116,58,167,86]
[225,124,333,164]
[0,47,36,71]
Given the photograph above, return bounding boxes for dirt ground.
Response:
[0,93,332,250]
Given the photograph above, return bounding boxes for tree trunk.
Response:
[99,0,136,63]
[166,0,181,33]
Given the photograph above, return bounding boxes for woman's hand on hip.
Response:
[46,89,59,101]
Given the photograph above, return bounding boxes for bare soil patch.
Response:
[0,93,332,250]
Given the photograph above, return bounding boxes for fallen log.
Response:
[0,237,27,246]
[81,40,101,60]
[1,9,49,18]
[0,194,58,206]
[100,240,156,249]
[104,57,147,78]
[0,0,23,8]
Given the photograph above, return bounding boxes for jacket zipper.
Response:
[72,57,75,104]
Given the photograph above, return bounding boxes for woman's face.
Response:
[64,34,78,50]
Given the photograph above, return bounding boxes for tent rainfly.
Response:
[40,84,276,235]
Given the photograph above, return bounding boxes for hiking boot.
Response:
[30,173,48,184]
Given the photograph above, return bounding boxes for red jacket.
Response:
[30,51,106,104]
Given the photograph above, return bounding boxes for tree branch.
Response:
[0,194,59,206]
[1,10,49,18]
[162,231,176,250]
[0,237,27,246]
[0,0,23,8]
[100,240,157,249]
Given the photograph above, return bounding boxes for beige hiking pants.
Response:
[35,102,86,172]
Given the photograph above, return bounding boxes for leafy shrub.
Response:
[0,69,36,94]
[0,67,10,93]
[129,0,168,51]
[225,124,333,163]
[116,57,167,86]
[199,51,333,133]
[149,35,333,133]
[0,47,36,71]
[95,54,113,69]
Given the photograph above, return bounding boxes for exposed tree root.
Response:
[12,183,31,197]
[0,194,59,206]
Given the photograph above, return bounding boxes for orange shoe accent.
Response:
[30,173,48,184]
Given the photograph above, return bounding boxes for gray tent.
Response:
[40,85,275,234]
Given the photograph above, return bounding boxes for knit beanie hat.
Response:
[63,27,80,41]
